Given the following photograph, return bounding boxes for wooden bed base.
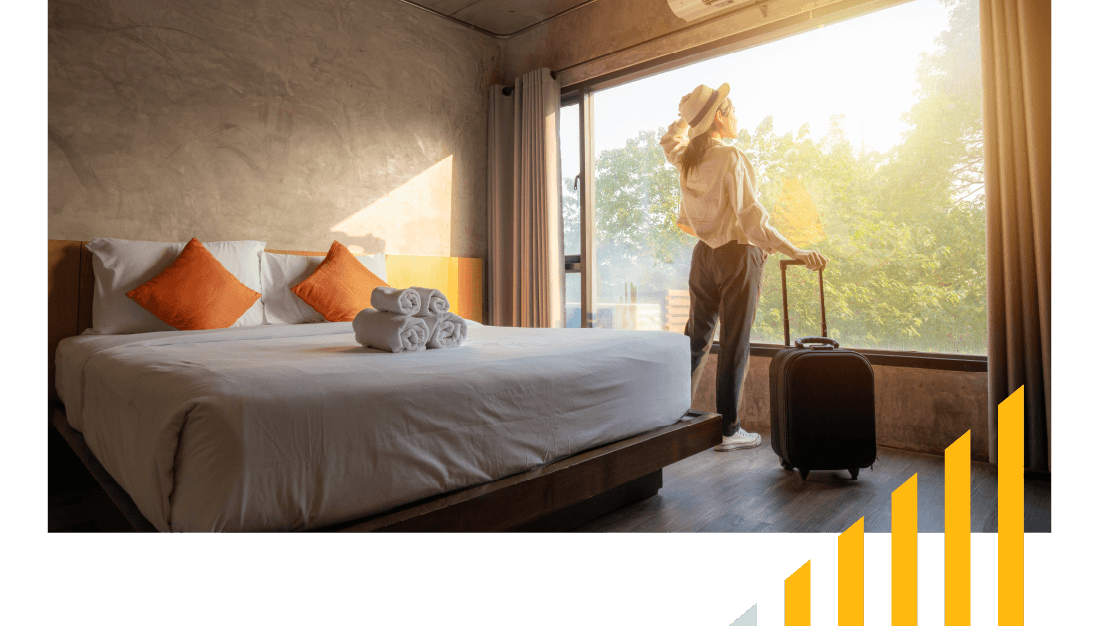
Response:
[48,237,720,532]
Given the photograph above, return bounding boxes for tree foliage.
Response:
[591,129,695,303]
[584,0,986,353]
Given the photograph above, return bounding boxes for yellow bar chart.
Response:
[785,561,811,626]
[837,518,864,626]
[892,474,918,625]
[999,387,1024,626]
[781,385,1026,627]
[945,430,971,625]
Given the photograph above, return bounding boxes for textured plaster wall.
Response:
[48,0,502,257]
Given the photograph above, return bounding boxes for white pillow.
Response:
[85,238,267,334]
[260,252,387,325]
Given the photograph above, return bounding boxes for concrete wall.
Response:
[692,356,989,461]
[48,0,502,257]
[503,0,854,86]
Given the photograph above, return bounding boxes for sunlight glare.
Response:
[331,155,453,256]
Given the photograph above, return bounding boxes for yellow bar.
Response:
[838,518,864,626]
[785,561,811,626]
[999,386,1024,626]
[892,474,918,625]
[945,431,971,625]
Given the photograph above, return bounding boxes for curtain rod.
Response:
[500,70,558,96]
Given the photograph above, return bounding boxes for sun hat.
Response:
[678,82,731,140]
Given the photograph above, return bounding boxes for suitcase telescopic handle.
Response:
[780,259,827,347]
[795,336,839,350]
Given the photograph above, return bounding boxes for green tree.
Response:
[743,42,985,352]
[593,128,694,305]
[870,0,986,352]
[584,0,984,352]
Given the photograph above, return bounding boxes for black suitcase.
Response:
[769,259,876,480]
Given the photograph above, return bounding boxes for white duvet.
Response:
[55,323,691,531]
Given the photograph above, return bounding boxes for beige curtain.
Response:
[487,68,564,328]
[980,0,1050,471]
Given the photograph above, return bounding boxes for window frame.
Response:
[558,0,987,368]
[559,95,590,327]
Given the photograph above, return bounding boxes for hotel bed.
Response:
[48,240,721,532]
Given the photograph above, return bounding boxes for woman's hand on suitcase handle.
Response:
[779,240,827,271]
[795,250,827,271]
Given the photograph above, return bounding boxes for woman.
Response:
[660,83,827,451]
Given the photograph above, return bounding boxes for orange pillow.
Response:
[291,241,389,322]
[126,238,261,331]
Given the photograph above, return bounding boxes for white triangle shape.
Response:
[731,603,757,629]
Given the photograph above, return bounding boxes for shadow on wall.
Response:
[326,231,386,256]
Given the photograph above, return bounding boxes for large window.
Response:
[566,0,985,354]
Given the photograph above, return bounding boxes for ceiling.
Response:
[398,0,599,37]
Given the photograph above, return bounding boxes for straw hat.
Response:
[678,82,730,140]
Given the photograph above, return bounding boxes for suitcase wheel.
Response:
[780,457,794,471]
[848,468,860,480]
[798,468,810,481]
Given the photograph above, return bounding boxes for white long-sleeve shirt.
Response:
[659,120,788,253]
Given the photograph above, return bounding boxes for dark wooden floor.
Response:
[573,427,1051,533]
[49,426,1051,534]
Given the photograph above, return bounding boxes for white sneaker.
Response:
[714,428,762,451]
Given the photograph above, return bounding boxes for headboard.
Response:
[47,240,483,403]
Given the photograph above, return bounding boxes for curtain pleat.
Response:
[980,0,1050,470]
[487,88,514,325]
[487,68,563,328]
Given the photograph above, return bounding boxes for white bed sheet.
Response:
[55,323,691,531]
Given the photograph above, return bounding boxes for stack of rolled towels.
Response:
[352,286,468,353]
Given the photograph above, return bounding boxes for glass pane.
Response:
[560,103,580,256]
[564,272,581,328]
[589,85,695,332]
[589,0,985,354]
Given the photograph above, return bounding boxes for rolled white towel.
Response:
[370,286,421,316]
[353,308,429,353]
[411,286,450,317]
[422,312,468,349]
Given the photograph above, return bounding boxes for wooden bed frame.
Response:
[47,239,721,532]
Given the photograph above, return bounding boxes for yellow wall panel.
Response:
[385,255,483,323]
